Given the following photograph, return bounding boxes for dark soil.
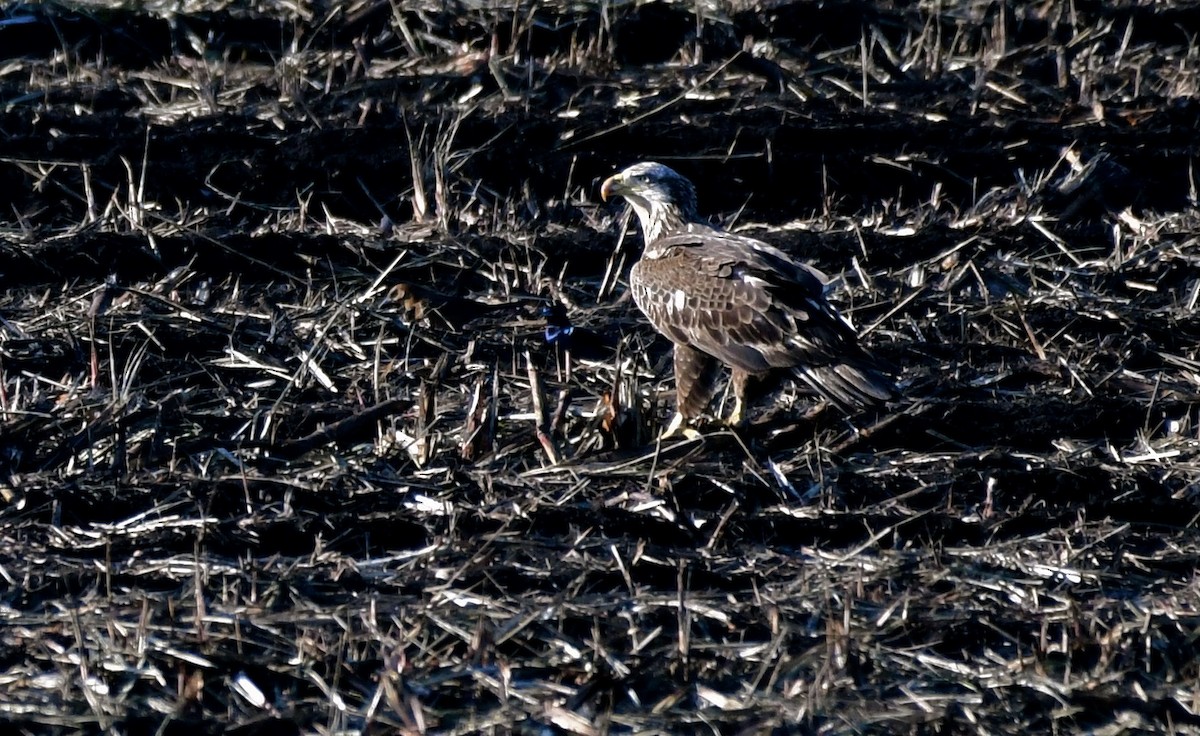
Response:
[2,1,1200,734]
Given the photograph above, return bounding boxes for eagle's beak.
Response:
[600,173,624,202]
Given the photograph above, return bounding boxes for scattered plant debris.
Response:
[2,1,1200,733]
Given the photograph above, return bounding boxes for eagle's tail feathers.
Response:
[792,361,897,413]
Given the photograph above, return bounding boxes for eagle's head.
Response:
[601,162,700,243]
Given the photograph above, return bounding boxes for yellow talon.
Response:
[727,398,745,427]
[659,412,702,441]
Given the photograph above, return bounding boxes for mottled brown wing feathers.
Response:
[630,227,897,410]
[632,231,862,371]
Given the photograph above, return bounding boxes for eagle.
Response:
[600,162,896,437]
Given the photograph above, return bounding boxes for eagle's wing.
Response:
[631,229,895,409]
[632,230,857,371]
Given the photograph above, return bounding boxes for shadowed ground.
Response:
[2,1,1200,734]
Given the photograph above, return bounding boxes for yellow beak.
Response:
[600,173,624,202]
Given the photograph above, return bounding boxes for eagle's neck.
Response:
[630,199,698,252]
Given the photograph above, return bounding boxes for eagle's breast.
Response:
[630,250,704,347]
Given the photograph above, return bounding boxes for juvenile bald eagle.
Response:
[600,162,896,436]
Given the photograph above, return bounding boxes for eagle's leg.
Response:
[728,368,754,426]
[661,344,719,439]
